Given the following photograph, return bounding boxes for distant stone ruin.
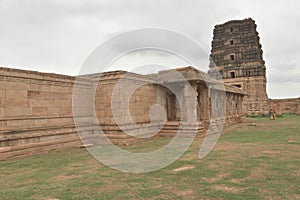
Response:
[269,97,300,115]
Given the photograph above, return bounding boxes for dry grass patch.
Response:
[247,166,271,180]
[214,185,243,193]
[202,172,230,183]
[173,189,194,198]
[172,165,195,172]
[52,175,81,181]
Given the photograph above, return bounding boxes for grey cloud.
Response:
[0,0,299,98]
[268,63,300,83]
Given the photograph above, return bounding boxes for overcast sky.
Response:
[0,0,299,99]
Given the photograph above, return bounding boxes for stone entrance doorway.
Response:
[166,92,178,121]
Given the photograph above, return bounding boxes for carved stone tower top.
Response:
[209,18,266,80]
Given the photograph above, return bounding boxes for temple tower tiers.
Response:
[209,18,269,115]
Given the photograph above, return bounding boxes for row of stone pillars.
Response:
[166,82,212,123]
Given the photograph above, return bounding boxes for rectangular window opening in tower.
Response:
[230,54,235,61]
[230,27,233,32]
[230,40,234,45]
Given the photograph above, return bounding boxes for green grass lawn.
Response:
[1,114,299,199]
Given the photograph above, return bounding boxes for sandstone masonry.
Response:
[0,66,244,160]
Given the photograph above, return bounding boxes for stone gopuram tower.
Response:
[209,18,269,115]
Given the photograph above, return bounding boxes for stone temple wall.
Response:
[0,66,246,160]
[92,71,166,145]
[0,67,92,160]
[0,68,166,160]
[222,76,268,115]
[269,98,300,115]
[210,85,244,124]
[93,71,163,125]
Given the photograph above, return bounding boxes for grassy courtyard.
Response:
[0,114,299,199]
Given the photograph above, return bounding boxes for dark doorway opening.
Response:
[230,71,236,78]
[166,92,177,121]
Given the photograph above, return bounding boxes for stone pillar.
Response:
[239,95,243,115]
[182,83,198,122]
[234,95,237,115]
[198,84,210,121]
[231,94,234,116]
[210,89,216,119]
[215,91,220,118]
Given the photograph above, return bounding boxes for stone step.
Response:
[0,136,82,160]
[0,125,93,147]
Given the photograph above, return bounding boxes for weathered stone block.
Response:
[0,107,3,118]
[4,107,32,117]
[0,81,30,91]
[0,90,5,98]
[30,83,50,91]
[3,98,29,107]
[32,107,48,116]
[46,107,62,116]
[29,99,54,107]
[6,90,28,99]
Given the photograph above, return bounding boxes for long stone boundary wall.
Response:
[269,98,300,115]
